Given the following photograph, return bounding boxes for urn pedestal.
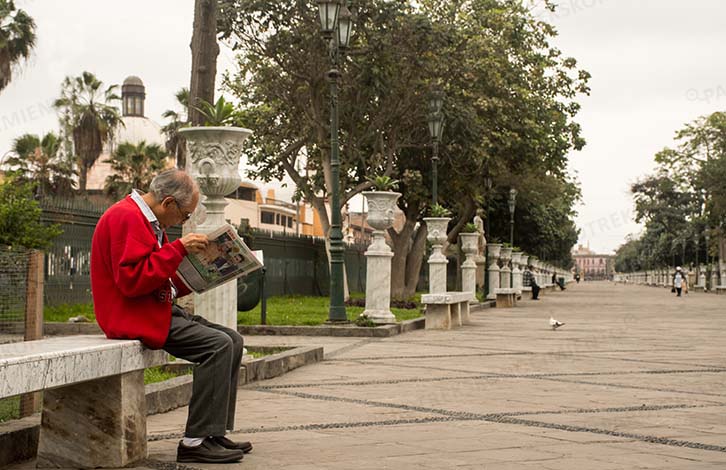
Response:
[424,217,450,294]
[362,191,401,324]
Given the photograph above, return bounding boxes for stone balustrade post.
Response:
[425,217,451,294]
[511,252,523,296]
[486,244,502,300]
[499,247,512,289]
[460,232,479,303]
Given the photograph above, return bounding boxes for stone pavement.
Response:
[15,282,726,469]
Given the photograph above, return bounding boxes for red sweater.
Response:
[91,196,191,349]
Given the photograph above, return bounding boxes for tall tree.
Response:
[5,132,75,197]
[53,71,122,192]
[220,0,589,298]
[103,141,169,200]
[162,87,190,168]
[189,0,219,126]
[0,0,35,93]
[0,176,61,249]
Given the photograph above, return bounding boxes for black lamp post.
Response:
[316,0,352,322]
[427,91,444,205]
[694,232,699,274]
[484,176,492,237]
[508,188,517,246]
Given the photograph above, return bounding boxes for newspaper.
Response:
[176,224,263,294]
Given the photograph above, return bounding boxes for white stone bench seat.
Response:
[421,292,471,329]
[0,335,166,399]
[494,288,517,308]
[0,335,167,468]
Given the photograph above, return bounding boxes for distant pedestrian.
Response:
[673,266,685,297]
[552,272,566,291]
[575,273,580,283]
[524,265,540,300]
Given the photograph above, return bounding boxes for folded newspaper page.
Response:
[176,224,263,294]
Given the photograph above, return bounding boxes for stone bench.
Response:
[421,292,471,330]
[0,335,167,468]
[494,288,517,308]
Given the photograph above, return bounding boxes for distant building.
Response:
[572,244,614,280]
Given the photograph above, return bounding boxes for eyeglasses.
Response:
[173,199,193,222]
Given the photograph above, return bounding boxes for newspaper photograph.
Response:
[176,224,263,294]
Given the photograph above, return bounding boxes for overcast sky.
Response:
[1,0,724,254]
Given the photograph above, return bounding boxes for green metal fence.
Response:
[37,198,368,306]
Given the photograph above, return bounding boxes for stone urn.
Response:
[362,191,401,324]
[363,191,401,252]
[178,126,253,329]
[459,232,479,255]
[424,217,451,293]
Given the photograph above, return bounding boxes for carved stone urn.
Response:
[178,126,253,329]
[362,191,401,324]
[423,217,450,293]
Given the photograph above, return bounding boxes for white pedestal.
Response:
[363,232,396,324]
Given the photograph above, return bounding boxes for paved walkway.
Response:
[19,282,726,469]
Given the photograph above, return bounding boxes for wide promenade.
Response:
[17,282,726,469]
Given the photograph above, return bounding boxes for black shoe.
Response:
[177,437,244,463]
[211,435,253,453]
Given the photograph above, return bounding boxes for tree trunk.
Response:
[188,0,219,126]
[390,208,428,300]
[402,223,428,299]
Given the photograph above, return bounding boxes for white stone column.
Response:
[499,247,512,289]
[425,217,450,294]
[486,244,502,300]
[362,191,401,323]
[511,252,523,296]
[460,233,479,303]
[710,263,719,291]
[180,126,252,330]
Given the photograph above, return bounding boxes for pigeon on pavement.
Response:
[549,317,565,330]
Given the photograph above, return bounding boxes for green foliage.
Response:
[193,96,238,126]
[461,222,478,233]
[103,141,168,199]
[44,302,95,322]
[353,313,376,327]
[0,0,36,92]
[428,204,451,218]
[0,396,19,423]
[366,175,399,191]
[0,177,62,249]
[143,366,191,385]
[5,132,76,197]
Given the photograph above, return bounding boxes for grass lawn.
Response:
[144,366,191,385]
[43,295,424,327]
[44,303,95,322]
[238,295,423,326]
[0,397,19,423]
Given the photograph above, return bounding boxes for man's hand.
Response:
[180,233,209,254]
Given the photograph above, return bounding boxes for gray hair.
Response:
[148,169,198,206]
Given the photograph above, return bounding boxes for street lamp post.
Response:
[508,188,517,246]
[694,232,699,277]
[316,0,352,322]
[484,176,492,237]
[427,91,444,205]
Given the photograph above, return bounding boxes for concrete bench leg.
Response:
[425,304,451,330]
[460,301,471,325]
[37,371,147,468]
[450,303,462,327]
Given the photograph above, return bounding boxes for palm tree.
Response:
[103,141,169,200]
[0,0,36,93]
[53,71,122,192]
[162,87,189,169]
[5,132,75,197]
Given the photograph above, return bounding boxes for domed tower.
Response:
[121,76,145,117]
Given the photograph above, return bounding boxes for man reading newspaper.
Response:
[90,169,252,464]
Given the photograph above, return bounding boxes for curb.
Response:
[0,345,323,467]
[237,317,425,337]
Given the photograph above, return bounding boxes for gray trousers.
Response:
[164,305,244,438]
